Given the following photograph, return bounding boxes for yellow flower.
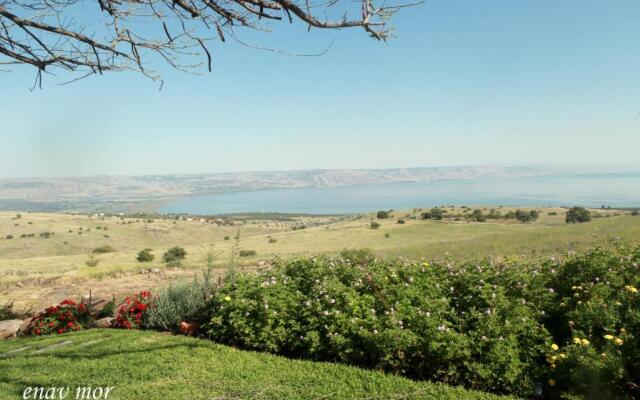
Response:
[620,328,626,334]
[601,353,607,358]
[573,337,581,345]
[559,353,566,359]
[614,301,622,306]
[550,364,556,370]
[224,295,231,302]
[625,285,638,294]
[614,337,624,346]
[603,334,614,340]
[548,379,556,386]
[422,261,430,267]
[551,343,559,351]
[580,339,590,346]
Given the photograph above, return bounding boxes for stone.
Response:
[91,317,115,328]
[150,268,161,274]
[0,320,22,339]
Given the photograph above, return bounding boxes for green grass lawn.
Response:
[0,330,512,400]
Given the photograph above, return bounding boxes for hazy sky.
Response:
[2,0,640,178]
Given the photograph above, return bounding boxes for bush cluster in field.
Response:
[203,246,639,399]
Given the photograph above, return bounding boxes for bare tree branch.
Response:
[0,0,419,83]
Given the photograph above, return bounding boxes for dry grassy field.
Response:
[1,206,638,311]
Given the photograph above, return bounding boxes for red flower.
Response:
[67,321,74,327]
[57,329,64,334]
[60,299,76,305]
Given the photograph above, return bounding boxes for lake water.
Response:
[159,174,640,215]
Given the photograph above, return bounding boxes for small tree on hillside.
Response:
[515,209,539,223]
[565,207,591,224]
[163,246,187,266]
[469,209,486,222]
[137,248,155,263]
[421,207,445,220]
[376,210,390,219]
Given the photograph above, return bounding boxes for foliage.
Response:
[370,221,381,229]
[203,246,640,399]
[468,209,486,222]
[26,299,92,336]
[163,246,187,266]
[239,249,257,257]
[566,207,592,224]
[515,209,539,223]
[339,248,375,264]
[97,296,117,319]
[113,291,153,329]
[421,207,446,220]
[397,219,406,224]
[631,210,639,216]
[144,272,217,332]
[136,248,155,262]
[92,245,115,254]
[376,210,390,219]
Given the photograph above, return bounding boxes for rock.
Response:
[150,268,161,274]
[17,318,33,337]
[0,320,23,339]
[91,317,115,328]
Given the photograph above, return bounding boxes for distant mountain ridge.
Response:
[0,165,590,212]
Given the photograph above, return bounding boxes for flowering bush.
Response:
[204,245,640,399]
[27,299,92,336]
[114,290,152,329]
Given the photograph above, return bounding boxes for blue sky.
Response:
[1,0,640,178]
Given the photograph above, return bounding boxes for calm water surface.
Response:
[160,174,640,215]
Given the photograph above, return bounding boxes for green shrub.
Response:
[421,208,445,220]
[268,237,278,243]
[137,248,155,263]
[631,210,639,216]
[370,221,381,229]
[163,247,187,266]
[203,246,640,399]
[515,209,539,223]
[565,207,591,224]
[376,210,390,219]
[97,297,117,319]
[397,219,405,224]
[144,273,217,332]
[548,211,558,216]
[92,245,114,254]
[468,209,486,222]
[339,248,375,264]
[224,235,230,240]
[239,250,257,257]
[5,234,13,239]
